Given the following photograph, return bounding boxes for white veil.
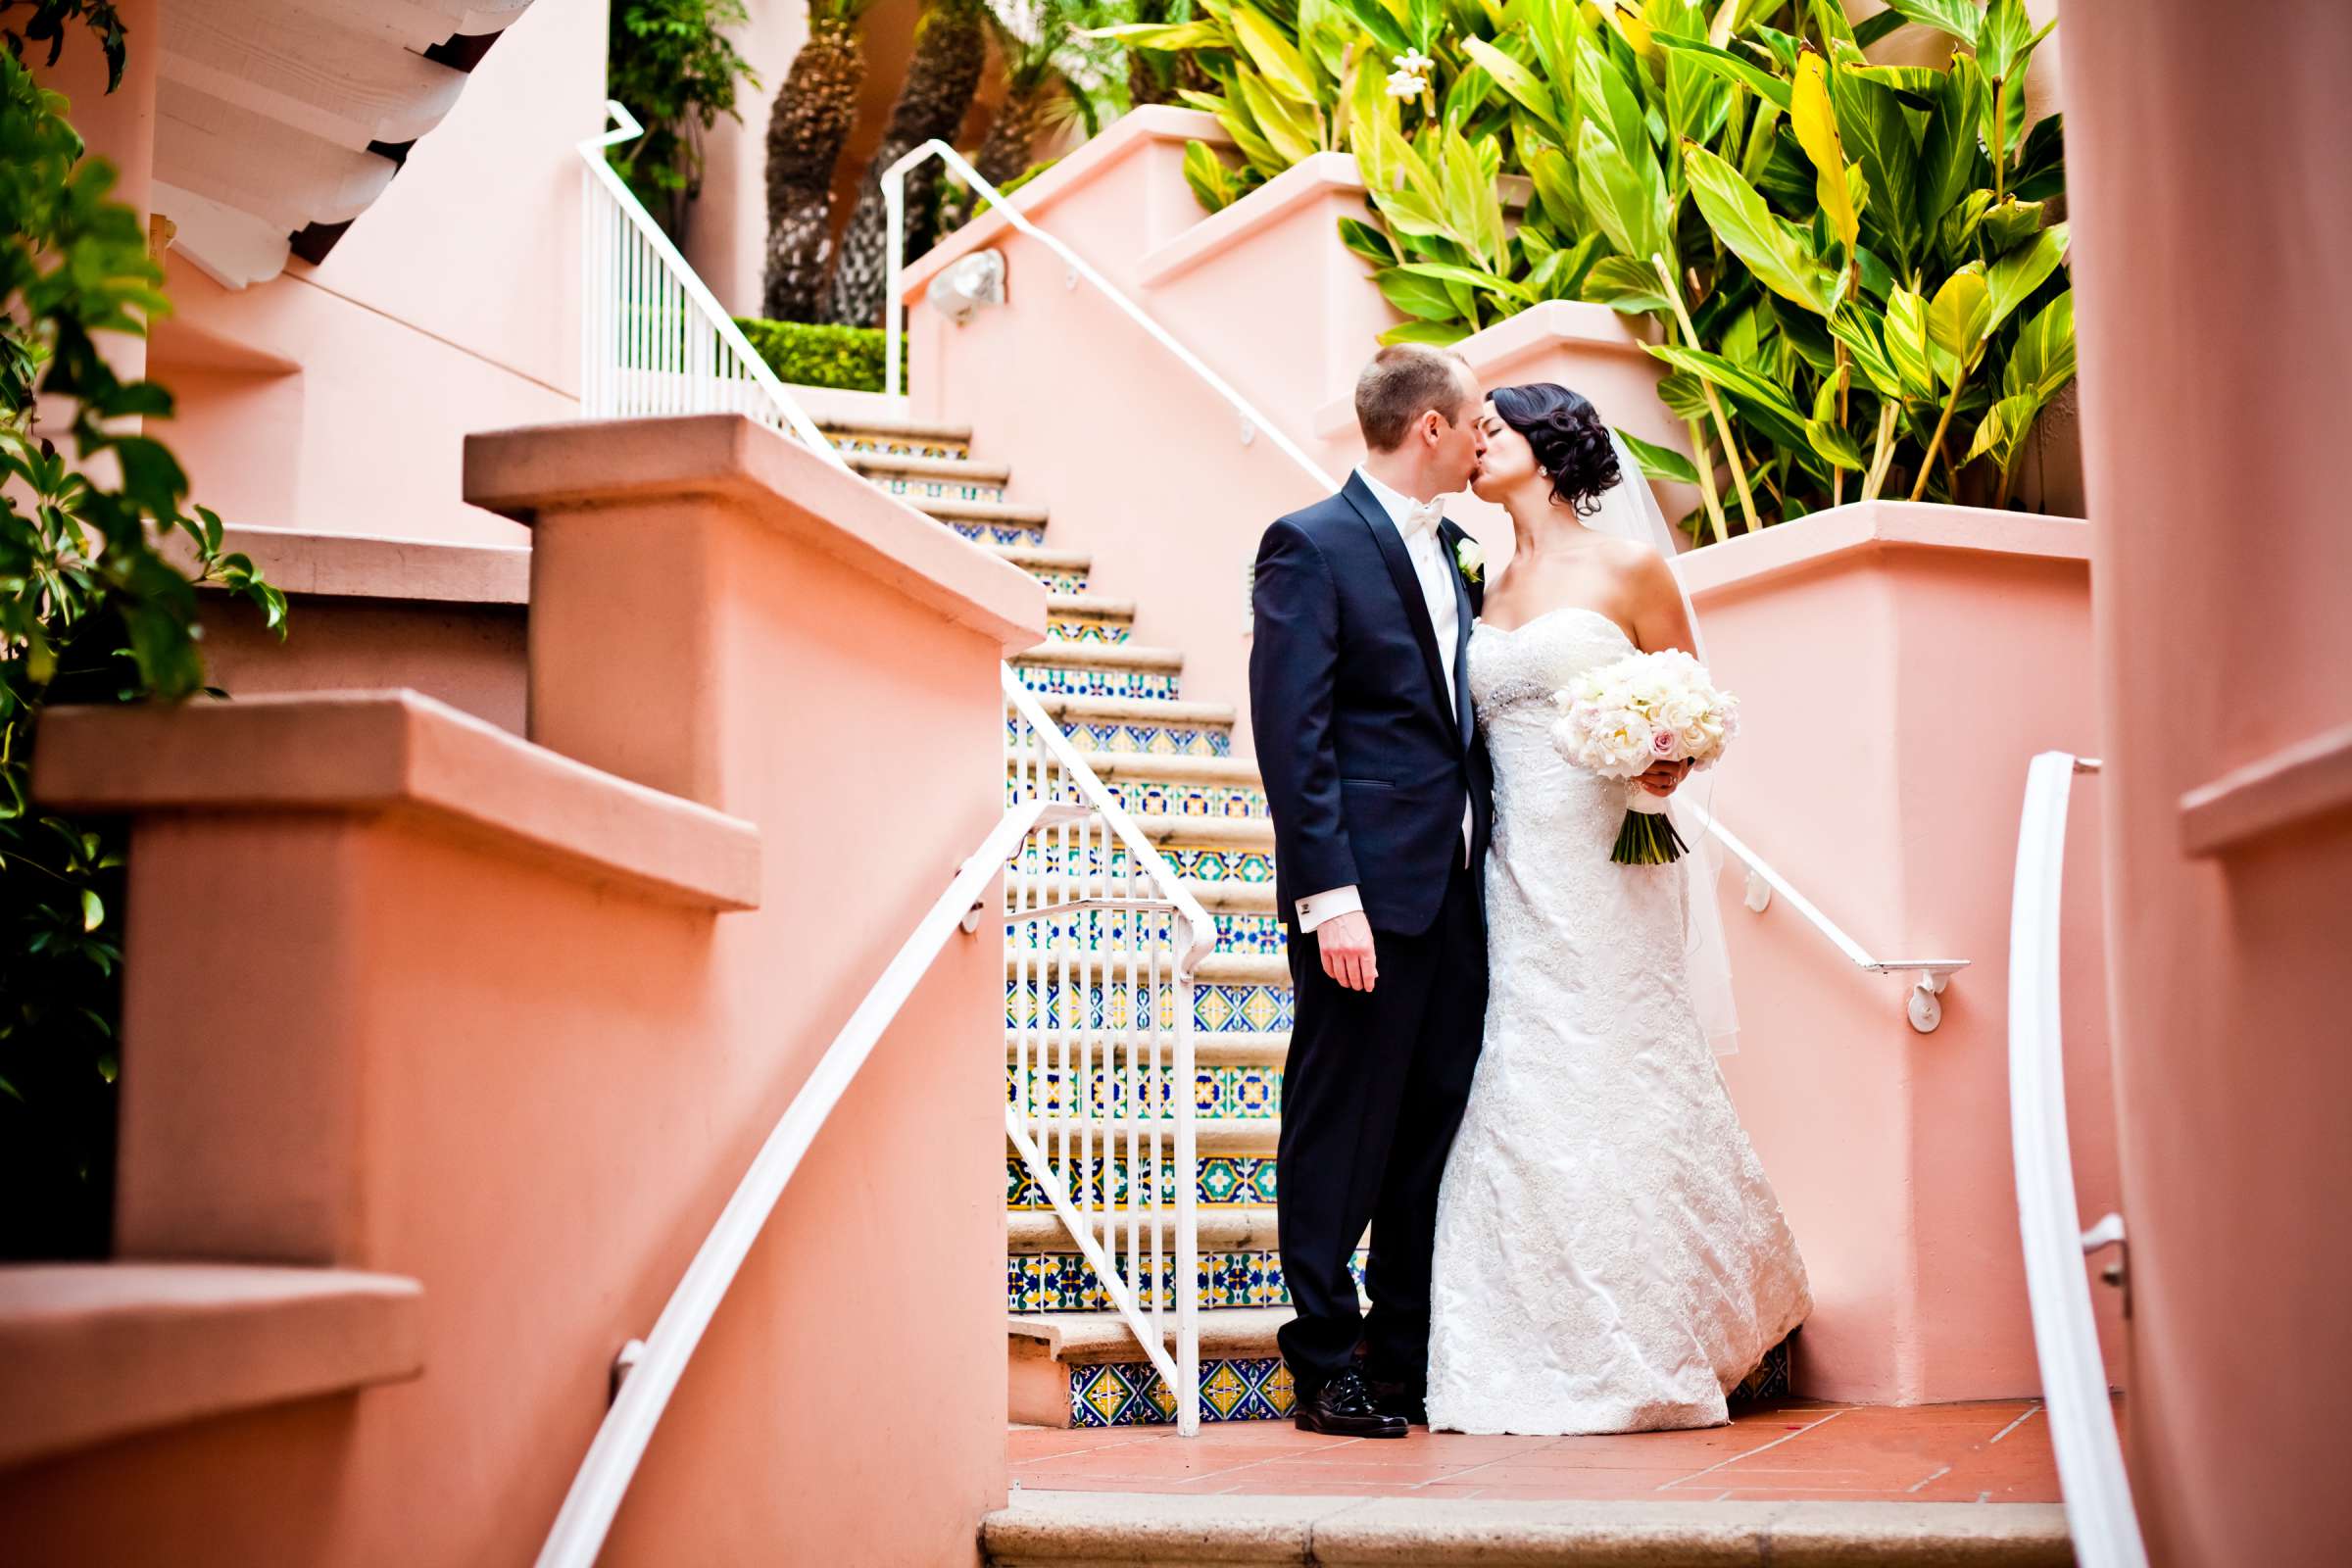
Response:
[1588,430,1741,1054]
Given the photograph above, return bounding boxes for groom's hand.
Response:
[1637,760,1693,797]
[1316,911,1379,992]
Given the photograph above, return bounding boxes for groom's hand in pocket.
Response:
[1317,911,1378,992]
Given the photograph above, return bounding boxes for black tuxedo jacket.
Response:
[1248,473,1494,937]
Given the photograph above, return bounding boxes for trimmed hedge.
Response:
[732,318,906,393]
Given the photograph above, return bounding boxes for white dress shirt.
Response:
[1297,468,1473,934]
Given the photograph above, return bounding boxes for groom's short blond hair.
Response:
[1355,345,1475,452]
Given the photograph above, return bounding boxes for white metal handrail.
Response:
[1004,665,1210,1435]
[2008,753,2144,1568]
[534,799,1055,1568]
[577,102,852,471]
[881,138,1335,494]
[1685,804,1969,1033]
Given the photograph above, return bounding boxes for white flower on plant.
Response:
[1393,48,1436,75]
[1455,537,1485,583]
[1386,48,1435,99]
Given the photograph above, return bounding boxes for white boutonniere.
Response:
[1455,537,1485,585]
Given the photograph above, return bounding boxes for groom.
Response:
[1249,345,1494,1438]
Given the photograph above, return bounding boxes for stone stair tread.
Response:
[918,496,1052,525]
[1131,814,1274,847]
[981,1492,2075,1564]
[994,545,1093,572]
[1007,1206,1280,1252]
[1006,749,1263,786]
[818,415,972,443]
[1012,642,1184,673]
[1032,692,1231,724]
[848,450,1009,482]
[1046,594,1138,621]
[1007,1305,1290,1364]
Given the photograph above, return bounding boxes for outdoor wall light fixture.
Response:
[927,249,1006,325]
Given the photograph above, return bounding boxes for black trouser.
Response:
[1275,857,1486,1396]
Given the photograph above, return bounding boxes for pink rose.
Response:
[1651,728,1679,758]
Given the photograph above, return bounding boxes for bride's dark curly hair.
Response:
[1489,382,1622,516]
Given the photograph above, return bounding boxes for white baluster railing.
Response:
[1004,666,1213,1435]
[576,102,851,472]
[1685,805,1970,1033]
[2008,753,2144,1568]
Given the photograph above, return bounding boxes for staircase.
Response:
[824,408,1793,1430]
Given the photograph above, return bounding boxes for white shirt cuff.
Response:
[1297,885,1362,933]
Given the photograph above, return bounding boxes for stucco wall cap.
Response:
[31,689,761,910]
[178,524,531,606]
[1677,501,2092,602]
[462,414,1046,655]
[0,1262,423,1469]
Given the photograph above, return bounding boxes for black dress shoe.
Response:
[1364,1378,1429,1425]
[1293,1368,1409,1438]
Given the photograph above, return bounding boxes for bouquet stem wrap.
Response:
[1614,788,1690,865]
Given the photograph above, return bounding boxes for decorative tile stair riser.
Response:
[1004,910,1283,959]
[1006,1062,1282,1120]
[1011,777,1266,819]
[1009,1250,1362,1314]
[1008,840,1271,881]
[828,430,971,461]
[1006,1153,1277,1209]
[1013,664,1181,701]
[1064,1337,1795,1428]
[948,516,1051,547]
[1044,612,1134,645]
[862,472,1007,505]
[1005,977,1292,1035]
[1006,565,1094,597]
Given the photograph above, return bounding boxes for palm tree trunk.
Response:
[975,84,1051,190]
[825,0,987,327]
[761,11,867,321]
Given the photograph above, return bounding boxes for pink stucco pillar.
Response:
[2058,6,2352,1563]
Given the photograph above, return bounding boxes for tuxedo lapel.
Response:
[1343,474,1458,742]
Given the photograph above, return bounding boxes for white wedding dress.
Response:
[1425,609,1812,1435]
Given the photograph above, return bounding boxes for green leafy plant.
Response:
[608,0,760,238]
[733,316,906,390]
[1111,0,2075,537]
[1,41,286,1258]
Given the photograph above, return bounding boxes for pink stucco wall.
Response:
[2060,5,2352,1562]
[0,420,1044,1565]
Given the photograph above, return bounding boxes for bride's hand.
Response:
[1636,760,1692,797]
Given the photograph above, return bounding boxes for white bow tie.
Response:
[1399,499,1446,540]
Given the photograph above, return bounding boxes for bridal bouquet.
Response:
[1550,650,1740,865]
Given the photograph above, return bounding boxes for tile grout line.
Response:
[1657,1407,1851,1490]
[1988,1402,2042,1444]
[1908,1465,1954,1493]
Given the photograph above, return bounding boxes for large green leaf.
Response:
[1581,254,1673,313]
[1827,303,1907,398]
[1376,265,1464,321]
[1526,143,1583,232]
[1379,318,1472,346]
[1878,0,1981,47]
[1235,71,1319,165]
[1643,341,1813,451]
[1397,257,1534,305]
[1461,35,1560,137]
[1657,368,1713,421]
[1438,126,1509,271]
[1084,20,1229,49]
[1984,220,2068,330]
[1183,141,1242,212]
[1665,46,1734,157]
[2002,288,2076,401]
[1648,33,1792,110]
[1579,22,1654,166]
[1926,263,1990,382]
[1977,0,2052,83]
[1964,392,2041,466]
[1791,52,1858,251]
[1829,67,1924,273]
[1230,2,1321,103]
[1881,286,1939,399]
[1326,0,1412,55]
[1977,197,2045,256]
[1577,119,1670,267]
[1806,416,1868,470]
[1337,215,1399,265]
[1682,141,1838,316]
[1615,426,1701,483]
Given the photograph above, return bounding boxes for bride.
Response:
[1424,382,1811,1436]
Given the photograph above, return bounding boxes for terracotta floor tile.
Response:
[1234,1460,1490,1486]
[1438,1465,1700,1494]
